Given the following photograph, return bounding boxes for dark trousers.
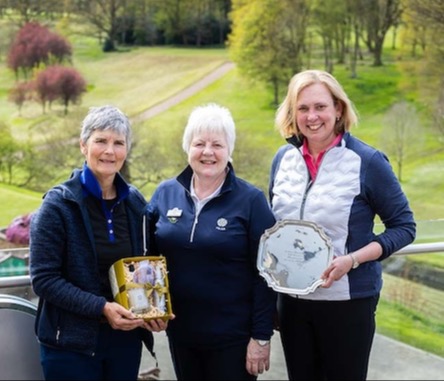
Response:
[40,323,142,380]
[278,294,379,381]
[168,337,257,381]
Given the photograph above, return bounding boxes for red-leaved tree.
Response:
[32,66,87,115]
[7,22,72,80]
[8,82,32,116]
[33,68,60,113]
[54,66,87,115]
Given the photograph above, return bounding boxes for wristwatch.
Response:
[350,253,360,269]
[255,339,270,346]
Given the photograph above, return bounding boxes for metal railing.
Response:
[1,241,444,289]
[394,241,444,255]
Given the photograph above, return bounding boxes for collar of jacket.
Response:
[80,162,130,202]
[286,132,350,148]
[176,162,236,195]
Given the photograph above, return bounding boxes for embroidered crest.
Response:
[216,218,228,231]
[167,207,182,223]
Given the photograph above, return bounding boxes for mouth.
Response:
[306,124,323,132]
[100,159,115,164]
[200,160,216,165]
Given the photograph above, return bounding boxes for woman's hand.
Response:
[246,338,271,376]
[321,242,383,288]
[143,314,175,332]
[102,301,145,330]
[320,255,353,288]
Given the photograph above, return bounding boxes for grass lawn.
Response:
[0,184,42,227]
[378,273,444,357]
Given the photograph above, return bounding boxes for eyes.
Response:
[297,104,328,112]
[93,137,126,147]
[191,141,225,149]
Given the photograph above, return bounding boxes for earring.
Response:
[336,116,340,121]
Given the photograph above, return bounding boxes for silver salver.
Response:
[257,220,333,295]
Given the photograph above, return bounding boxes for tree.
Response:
[70,0,128,51]
[360,0,403,66]
[408,0,444,26]
[0,122,20,184]
[151,0,230,46]
[32,67,60,113]
[116,0,160,46]
[310,0,350,73]
[32,65,87,115]
[347,0,368,79]
[8,82,31,115]
[407,0,444,141]
[7,21,72,80]
[380,101,421,182]
[2,0,66,24]
[228,0,309,105]
[55,66,87,115]
[128,127,184,191]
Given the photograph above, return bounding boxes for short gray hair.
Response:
[182,103,236,158]
[80,105,132,151]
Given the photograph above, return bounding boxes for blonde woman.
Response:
[269,70,416,380]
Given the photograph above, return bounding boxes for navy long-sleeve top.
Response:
[30,166,147,355]
[148,163,277,349]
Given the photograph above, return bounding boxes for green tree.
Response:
[1,0,66,24]
[360,0,403,66]
[407,0,444,140]
[154,0,230,46]
[346,0,368,79]
[228,0,309,105]
[0,122,20,184]
[310,0,350,73]
[70,0,128,51]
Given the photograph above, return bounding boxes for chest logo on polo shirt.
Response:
[166,207,182,223]
[216,218,228,231]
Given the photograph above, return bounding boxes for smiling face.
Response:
[80,129,128,182]
[188,131,229,182]
[296,83,342,151]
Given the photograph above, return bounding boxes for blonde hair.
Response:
[275,70,358,139]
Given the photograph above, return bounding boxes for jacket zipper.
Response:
[298,142,338,219]
[300,180,312,220]
[190,213,198,243]
[188,192,224,243]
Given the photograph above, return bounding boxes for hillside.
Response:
[1,25,443,225]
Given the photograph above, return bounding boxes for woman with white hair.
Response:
[147,103,277,380]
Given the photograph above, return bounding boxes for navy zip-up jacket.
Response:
[30,167,147,355]
[270,132,416,300]
[148,163,277,349]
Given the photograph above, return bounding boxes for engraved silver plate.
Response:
[257,220,333,295]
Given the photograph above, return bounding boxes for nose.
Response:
[202,144,214,155]
[104,143,115,154]
[307,109,318,121]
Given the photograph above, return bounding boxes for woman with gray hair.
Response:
[147,103,277,380]
[30,105,167,380]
